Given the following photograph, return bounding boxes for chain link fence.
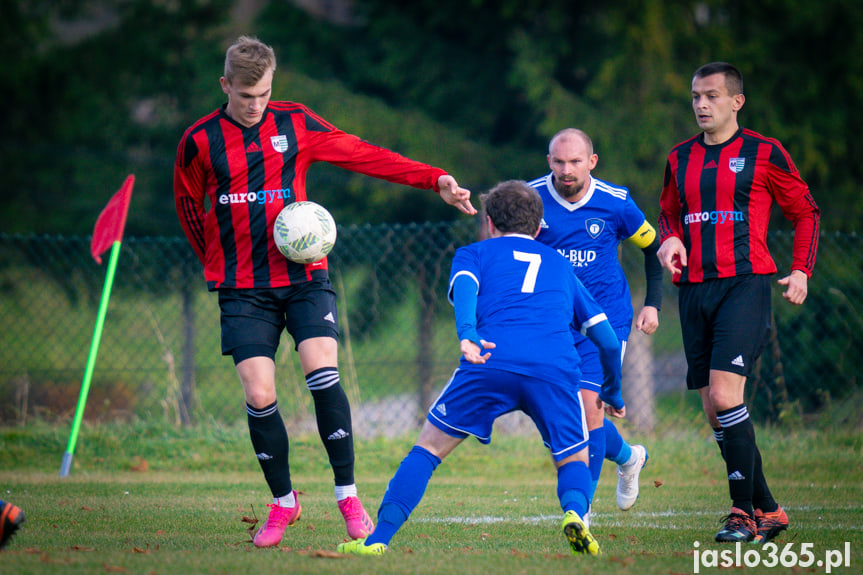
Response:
[1,225,860,436]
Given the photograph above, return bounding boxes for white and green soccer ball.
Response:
[273,201,337,264]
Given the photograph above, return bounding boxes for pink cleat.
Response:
[253,493,302,548]
[338,496,375,539]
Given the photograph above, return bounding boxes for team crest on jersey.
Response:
[585,218,605,239]
[729,157,746,173]
[270,135,289,153]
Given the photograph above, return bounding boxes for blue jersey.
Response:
[530,173,647,336]
[447,234,608,384]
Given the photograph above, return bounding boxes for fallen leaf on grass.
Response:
[310,549,347,558]
[130,458,149,472]
[243,504,261,541]
[70,545,95,551]
[654,479,664,487]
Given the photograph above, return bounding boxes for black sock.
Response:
[713,427,725,459]
[717,404,755,516]
[715,418,776,513]
[307,367,355,486]
[247,401,291,498]
[752,444,778,513]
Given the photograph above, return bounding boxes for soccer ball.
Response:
[273,201,337,264]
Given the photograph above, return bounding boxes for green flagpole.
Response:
[59,239,123,477]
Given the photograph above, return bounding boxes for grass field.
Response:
[1,420,861,574]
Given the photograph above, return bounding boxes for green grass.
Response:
[1,421,861,574]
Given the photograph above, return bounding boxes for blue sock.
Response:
[587,425,606,501]
[557,460,591,517]
[366,445,441,546]
[604,418,631,465]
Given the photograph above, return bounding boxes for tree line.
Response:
[2,0,859,236]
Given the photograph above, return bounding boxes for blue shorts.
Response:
[574,336,626,394]
[427,366,588,462]
[218,278,339,363]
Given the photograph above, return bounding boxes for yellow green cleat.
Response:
[562,510,600,556]
[336,537,387,556]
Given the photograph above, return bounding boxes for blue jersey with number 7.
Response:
[447,234,608,383]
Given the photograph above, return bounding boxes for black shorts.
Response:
[218,279,339,363]
[678,274,772,390]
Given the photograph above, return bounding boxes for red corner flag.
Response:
[91,175,135,264]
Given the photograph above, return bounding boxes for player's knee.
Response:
[243,382,278,408]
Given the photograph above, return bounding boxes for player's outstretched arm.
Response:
[437,175,476,215]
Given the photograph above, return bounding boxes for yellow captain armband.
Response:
[627,220,656,249]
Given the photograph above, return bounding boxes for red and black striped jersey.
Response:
[174,102,447,289]
[658,128,819,284]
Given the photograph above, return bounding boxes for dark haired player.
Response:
[658,61,819,544]
[337,180,625,557]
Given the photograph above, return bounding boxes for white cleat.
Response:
[616,444,648,510]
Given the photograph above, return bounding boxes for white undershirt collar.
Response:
[545,173,595,212]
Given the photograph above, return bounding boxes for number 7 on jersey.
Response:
[513,251,541,293]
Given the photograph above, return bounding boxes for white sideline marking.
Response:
[413,506,863,531]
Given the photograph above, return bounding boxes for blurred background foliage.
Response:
[2,0,859,235]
